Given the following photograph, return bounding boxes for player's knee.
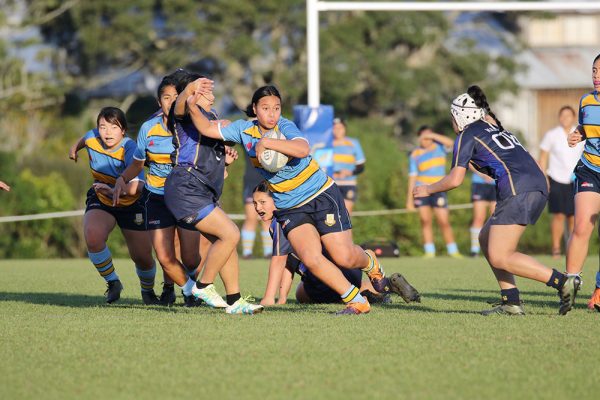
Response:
[84,229,107,252]
[330,252,356,269]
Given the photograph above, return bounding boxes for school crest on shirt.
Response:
[134,213,144,225]
[325,214,336,227]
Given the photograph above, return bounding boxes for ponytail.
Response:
[467,85,504,131]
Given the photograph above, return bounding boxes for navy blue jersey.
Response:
[452,120,547,201]
[170,106,225,198]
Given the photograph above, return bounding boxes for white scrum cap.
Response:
[450,93,485,131]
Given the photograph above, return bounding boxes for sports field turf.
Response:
[1,257,598,400]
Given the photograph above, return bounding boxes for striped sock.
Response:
[470,227,481,253]
[88,246,119,282]
[361,250,375,273]
[136,263,156,293]
[261,230,273,257]
[341,285,366,304]
[446,242,459,255]
[241,230,256,257]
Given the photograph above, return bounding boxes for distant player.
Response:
[566,53,600,311]
[252,182,419,306]
[331,117,366,214]
[406,126,462,258]
[69,107,158,305]
[183,83,391,315]
[240,154,272,259]
[538,105,583,259]
[413,85,577,316]
[469,170,496,257]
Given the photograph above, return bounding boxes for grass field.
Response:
[1,256,599,400]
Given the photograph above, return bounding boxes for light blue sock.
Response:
[261,230,273,257]
[341,285,366,304]
[241,230,256,257]
[470,228,481,253]
[446,242,459,255]
[596,271,600,289]
[136,262,156,293]
[424,243,435,254]
[88,246,119,282]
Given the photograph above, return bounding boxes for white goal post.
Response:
[306,1,600,107]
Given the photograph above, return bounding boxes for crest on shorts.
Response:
[134,213,144,225]
[437,196,446,207]
[325,213,336,227]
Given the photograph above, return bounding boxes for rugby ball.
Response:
[259,130,289,173]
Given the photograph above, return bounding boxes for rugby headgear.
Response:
[450,93,485,132]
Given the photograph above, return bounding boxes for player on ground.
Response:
[252,182,419,306]
[406,126,462,258]
[538,105,583,259]
[566,53,600,312]
[69,107,158,305]
[413,85,577,316]
[185,83,394,315]
[162,73,263,314]
[469,170,496,257]
[331,117,366,214]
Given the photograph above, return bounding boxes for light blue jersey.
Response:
[578,91,600,172]
[218,117,332,209]
[332,137,365,186]
[84,129,144,207]
[133,115,173,195]
[471,172,495,185]
[409,143,447,186]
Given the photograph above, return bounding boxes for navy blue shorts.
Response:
[338,185,358,202]
[302,267,363,304]
[574,161,600,195]
[143,189,197,231]
[548,177,574,216]
[274,184,352,236]
[414,192,448,208]
[489,191,547,226]
[471,183,496,202]
[164,166,217,226]
[85,188,146,231]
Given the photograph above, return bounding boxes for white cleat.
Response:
[191,284,228,308]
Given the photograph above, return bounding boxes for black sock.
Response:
[546,269,567,289]
[196,281,211,290]
[163,282,174,288]
[500,288,520,305]
[226,293,241,305]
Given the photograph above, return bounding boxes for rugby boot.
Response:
[142,289,160,305]
[558,275,582,315]
[389,273,421,303]
[191,284,229,308]
[363,250,390,293]
[480,302,525,316]
[587,287,600,312]
[183,294,201,307]
[335,300,371,315]
[361,290,392,304]
[105,280,123,304]
[225,297,264,315]
[158,284,176,306]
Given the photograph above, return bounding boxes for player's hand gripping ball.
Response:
[259,130,289,173]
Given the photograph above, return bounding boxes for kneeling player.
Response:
[252,182,420,306]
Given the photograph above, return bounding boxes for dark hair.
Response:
[157,75,178,99]
[97,107,127,132]
[594,53,600,64]
[417,125,432,136]
[253,181,272,196]
[558,105,576,116]
[245,85,282,117]
[467,85,504,131]
[166,72,207,135]
[174,72,205,95]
